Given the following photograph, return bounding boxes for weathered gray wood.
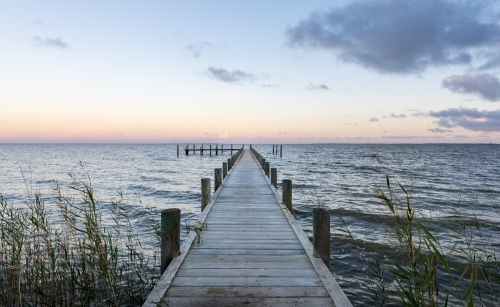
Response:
[166,286,329,298]
[162,297,334,307]
[201,178,210,212]
[161,208,180,274]
[144,148,351,307]
[214,168,222,192]
[222,162,228,178]
[313,207,331,269]
[265,162,270,177]
[271,167,277,188]
[282,179,292,210]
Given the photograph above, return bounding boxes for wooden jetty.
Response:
[145,148,351,306]
[179,144,243,156]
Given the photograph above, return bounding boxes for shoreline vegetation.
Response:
[1,155,499,306]
[0,163,160,306]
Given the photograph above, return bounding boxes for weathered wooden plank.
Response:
[183,254,309,262]
[161,297,335,307]
[171,276,322,287]
[181,261,314,269]
[166,286,329,298]
[191,243,303,250]
[187,249,307,255]
[176,268,318,277]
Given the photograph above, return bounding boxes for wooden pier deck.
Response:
[145,149,351,307]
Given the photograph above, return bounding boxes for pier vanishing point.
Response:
[144,148,352,307]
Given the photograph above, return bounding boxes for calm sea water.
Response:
[1,144,499,305]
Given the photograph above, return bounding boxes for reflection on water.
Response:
[1,144,499,305]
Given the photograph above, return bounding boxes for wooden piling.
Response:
[265,162,270,177]
[273,145,275,154]
[201,178,211,212]
[271,168,277,188]
[280,145,282,157]
[201,144,203,155]
[313,208,331,269]
[214,168,222,192]
[282,179,292,210]
[177,145,179,157]
[227,158,232,171]
[223,162,228,178]
[210,145,212,156]
[160,208,181,275]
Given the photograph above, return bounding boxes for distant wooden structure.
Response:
[177,144,244,157]
[146,148,351,307]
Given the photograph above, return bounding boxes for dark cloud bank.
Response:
[442,73,500,101]
[286,0,500,74]
[429,107,500,132]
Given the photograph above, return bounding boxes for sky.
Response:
[2,0,500,144]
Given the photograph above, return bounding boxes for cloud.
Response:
[428,127,452,133]
[390,113,407,118]
[185,41,212,58]
[33,36,68,49]
[206,67,254,83]
[442,73,500,101]
[285,0,500,74]
[429,107,500,131]
[368,117,379,122]
[306,83,330,90]
[262,83,280,88]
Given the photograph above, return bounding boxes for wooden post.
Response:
[228,158,232,171]
[216,145,218,155]
[201,144,203,155]
[214,168,222,192]
[282,179,292,209]
[262,158,265,170]
[201,178,211,212]
[271,168,277,188]
[273,145,275,154]
[222,144,224,154]
[265,162,270,177]
[313,208,331,269]
[223,162,228,178]
[177,145,179,157]
[161,208,181,274]
[185,146,188,155]
[280,145,282,157]
[210,145,212,156]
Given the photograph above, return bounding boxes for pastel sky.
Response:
[2,0,500,143]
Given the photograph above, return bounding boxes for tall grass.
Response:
[365,157,500,306]
[0,164,160,306]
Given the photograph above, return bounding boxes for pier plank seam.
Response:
[144,152,242,306]
[249,152,352,307]
[144,149,352,307]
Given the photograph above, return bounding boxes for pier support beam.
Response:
[282,179,292,210]
[201,178,211,212]
[271,168,277,188]
[214,168,222,192]
[313,208,331,269]
[161,208,181,275]
[223,162,228,179]
[265,162,270,177]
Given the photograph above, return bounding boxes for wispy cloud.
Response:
[429,107,500,131]
[185,41,212,58]
[262,83,280,88]
[285,0,500,74]
[33,36,68,49]
[206,67,254,83]
[368,117,379,122]
[390,113,407,118]
[306,83,330,90]
[428,127,452,133]
[442,73,500,102]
